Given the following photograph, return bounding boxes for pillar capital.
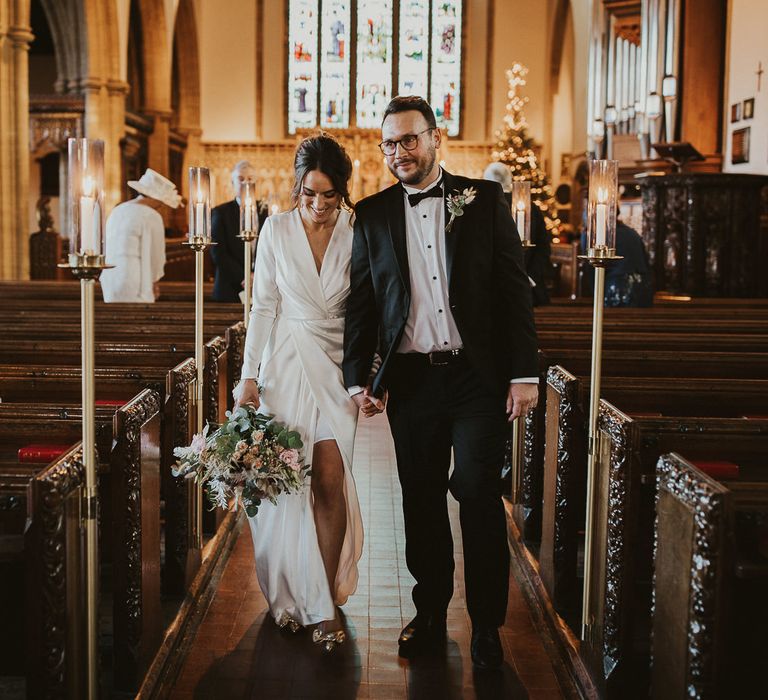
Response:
[8,25,34,48]
[107,79,130,97]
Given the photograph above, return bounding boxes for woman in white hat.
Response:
[100,168,182,303]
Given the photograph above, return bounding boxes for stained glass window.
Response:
[287,0,462,135]
[398,0,429,98]
[356,0,393,128]
[320,0,351,129]
[288,0,319,133]
[430,0,462,136]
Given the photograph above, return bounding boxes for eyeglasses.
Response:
[378,128,435,156]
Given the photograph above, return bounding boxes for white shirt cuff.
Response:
[510,377,538,384]
[347,385,364,397]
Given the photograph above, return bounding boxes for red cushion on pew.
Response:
[95,399,126,407]
[692,460,740,480]
[18,444,72,463]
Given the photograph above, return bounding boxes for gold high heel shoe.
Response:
[275,611,302,633]
[312,627,346,653]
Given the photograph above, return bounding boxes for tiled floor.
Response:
[169,413,565,699]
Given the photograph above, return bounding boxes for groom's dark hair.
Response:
[382,96,437,129]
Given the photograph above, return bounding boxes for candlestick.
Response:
[80,176,96,252]
[516,205,525,242]
[596,198,607,248]
[577,159,622,643]
[244,197,253,231]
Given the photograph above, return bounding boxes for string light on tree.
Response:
[491,63,561,234]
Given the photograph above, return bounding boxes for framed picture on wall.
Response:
[732,127,750,164]
[731,103,741,122]
[743,98,755,119]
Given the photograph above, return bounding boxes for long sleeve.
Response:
[152,217,166,282]
[342,212,379,390]
[491,184,539,379]
[240,218,279,380]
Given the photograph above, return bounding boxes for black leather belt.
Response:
[397,349,465,366]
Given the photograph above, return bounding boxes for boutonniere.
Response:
[445,187,477,232]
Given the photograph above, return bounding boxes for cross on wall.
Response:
[757,61,764,92]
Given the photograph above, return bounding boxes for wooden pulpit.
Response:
[639,173,768,297]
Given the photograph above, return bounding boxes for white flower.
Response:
[446,187,477,232]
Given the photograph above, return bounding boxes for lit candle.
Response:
[80,176,96,252]
[515,202,526,242]
[271,203,279,216]
[595,187,608,247]
[244,196,253,231]
[194,193,205,238]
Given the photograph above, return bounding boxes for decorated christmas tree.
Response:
[491,63,560,234]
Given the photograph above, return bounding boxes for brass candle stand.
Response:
[238,229,258,328]
[576,245,622,642]
[510,238,535,504]
[59,252,112,699]
[182,235,215,550]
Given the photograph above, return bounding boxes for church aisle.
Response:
[167,414,566,699]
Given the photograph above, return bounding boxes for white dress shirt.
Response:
[399,171,462,353]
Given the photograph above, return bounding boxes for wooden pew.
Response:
[0,392,163,692]
[0,360,198,594]
[652,453,768,699]
[111,390,163,690]
[508,347,768,547]
[538,366,768,615]
[23,446,87,699]
[582,405,768,697]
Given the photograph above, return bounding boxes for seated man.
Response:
[483,162,552,306]
[580,212,654,307]
[210,161,268,302]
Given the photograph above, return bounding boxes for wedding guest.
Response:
[483,162,552,305]
[100,168,181,303]
[233,134,367,653]
[580,210,654,307]
[210,161,268,302]
[344,97,539,670]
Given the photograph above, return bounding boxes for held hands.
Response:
[506,382,538,423]
[353,385,386,418]
[233,378,261,411]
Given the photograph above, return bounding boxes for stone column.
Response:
[0,4,33,279]
[146,108,172,177]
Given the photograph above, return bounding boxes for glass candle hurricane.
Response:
[239,181,258,233]
[188,167,211,242]
[586,160,618,253]
[511,181,531,244]
[68,138,105,257]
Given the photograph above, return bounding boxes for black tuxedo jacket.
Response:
[210,199,267,302]
[343,170,538,397]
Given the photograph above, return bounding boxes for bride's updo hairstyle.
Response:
[291,132,354,211]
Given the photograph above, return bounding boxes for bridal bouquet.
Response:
[172,405,309,517]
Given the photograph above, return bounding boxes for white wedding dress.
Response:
[238,208,363,626]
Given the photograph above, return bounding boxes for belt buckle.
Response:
[428,351,449,366]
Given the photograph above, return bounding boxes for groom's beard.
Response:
[389,148,437,186]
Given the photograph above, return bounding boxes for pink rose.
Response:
[279,448,301,471]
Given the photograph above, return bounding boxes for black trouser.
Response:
[386,353,510,627]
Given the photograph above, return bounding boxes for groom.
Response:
[343,96,539,670]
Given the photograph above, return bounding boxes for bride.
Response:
[233,134,381,652]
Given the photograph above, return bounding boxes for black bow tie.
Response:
[407,185,443,207]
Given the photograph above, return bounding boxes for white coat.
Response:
[100,200,166,303]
